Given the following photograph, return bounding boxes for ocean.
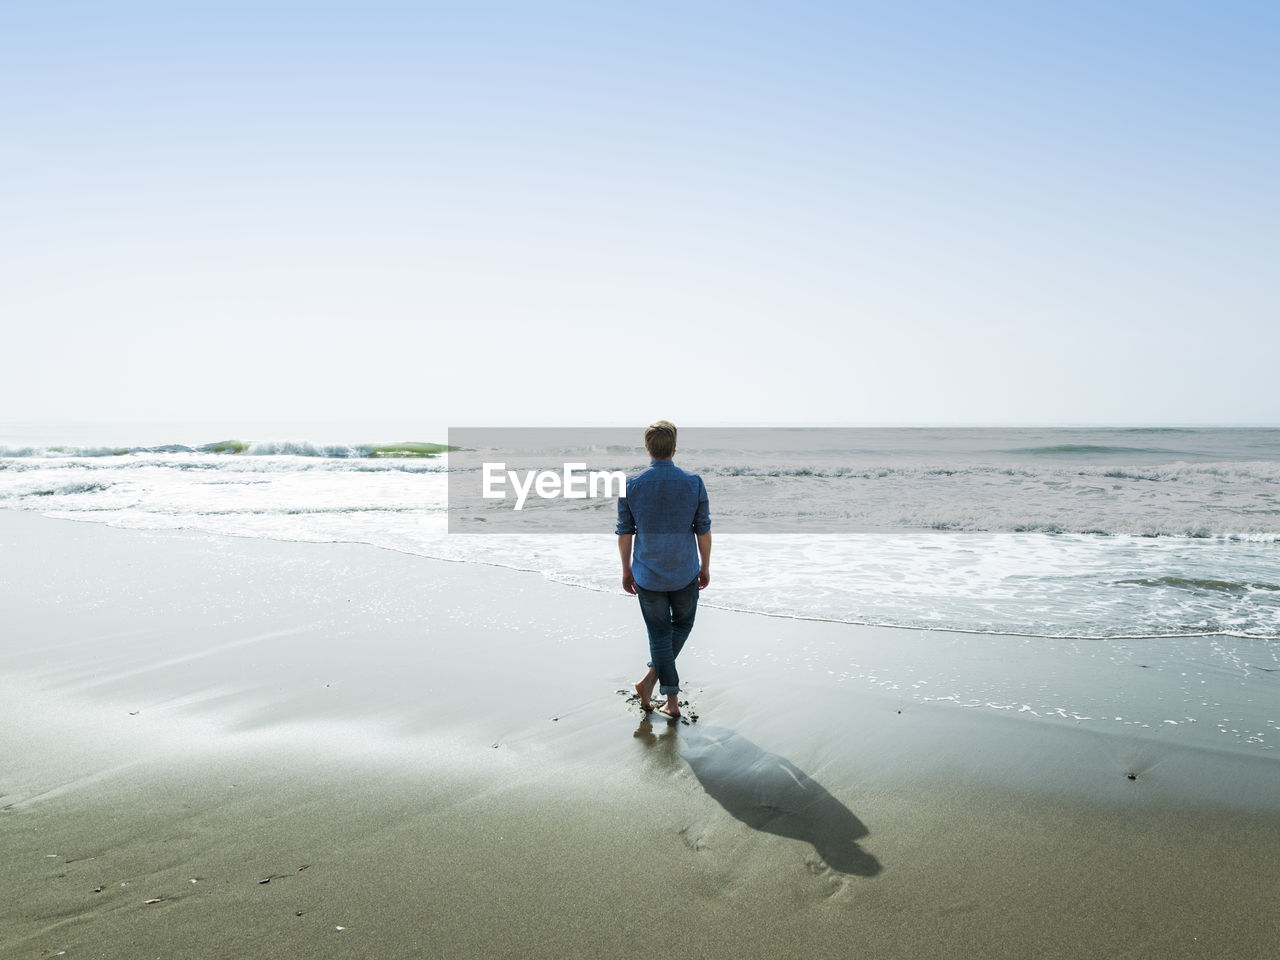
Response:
[4,424,1278,638]
[4,423,1278,752]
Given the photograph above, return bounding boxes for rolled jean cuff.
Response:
[659,684,679,695]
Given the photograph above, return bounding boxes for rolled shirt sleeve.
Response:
[616,493,636,536]
[692,478,711,534]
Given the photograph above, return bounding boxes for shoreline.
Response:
[4,510,1280,958]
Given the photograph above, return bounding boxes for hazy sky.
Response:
[3,1,1277,426]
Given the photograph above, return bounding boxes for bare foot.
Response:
[633,680,654,711]
[658,701,680,720]
[634,668,657,711]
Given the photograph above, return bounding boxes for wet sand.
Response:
[2,511,1279,958]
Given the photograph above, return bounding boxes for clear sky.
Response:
[3,1,1277,426]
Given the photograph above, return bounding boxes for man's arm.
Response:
[693,476,711,589]
[618,534,637,595]
[696,531,711,589]
[616,488,637,595]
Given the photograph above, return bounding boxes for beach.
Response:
[6,0,1278,951]
[3,509,1279,959]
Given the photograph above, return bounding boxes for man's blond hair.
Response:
[644,420,677,460]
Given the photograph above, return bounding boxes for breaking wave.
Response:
[0,440,455,459]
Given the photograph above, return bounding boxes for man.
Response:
[616,420,712,720]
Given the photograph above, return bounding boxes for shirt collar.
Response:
[650,458,674,466]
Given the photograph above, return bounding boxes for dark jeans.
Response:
[637,577,700,696]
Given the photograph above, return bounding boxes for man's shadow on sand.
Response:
[637,720,882,877]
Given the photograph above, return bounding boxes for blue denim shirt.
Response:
[616,459,711,591]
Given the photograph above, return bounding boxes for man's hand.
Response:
[696,532,712,590]
[618,534,637,595]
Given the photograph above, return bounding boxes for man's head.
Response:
[644,420,677,460]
